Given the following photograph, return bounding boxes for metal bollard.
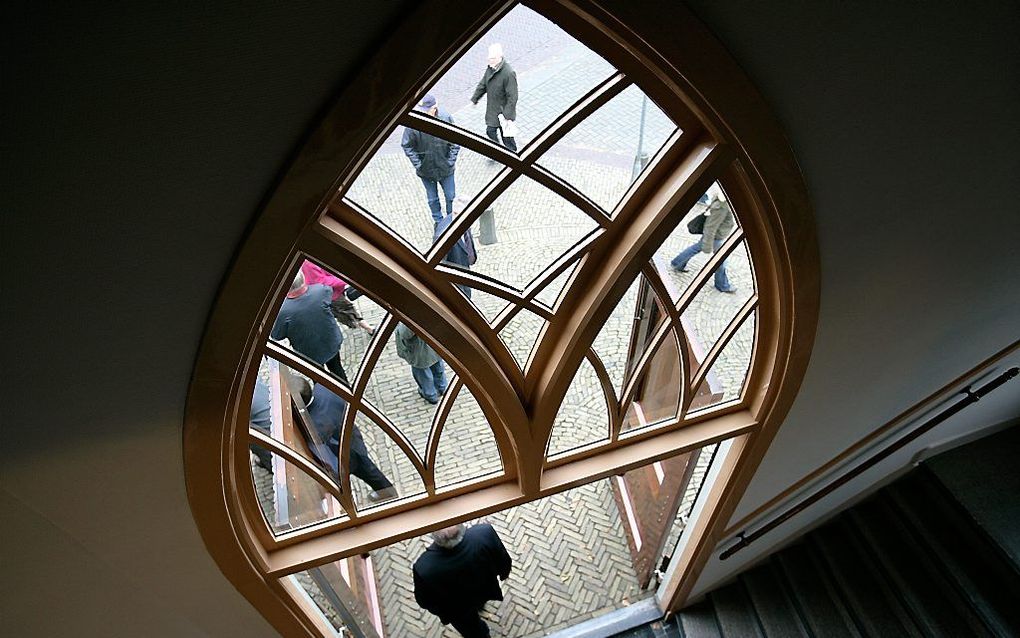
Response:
[478,207,498,245]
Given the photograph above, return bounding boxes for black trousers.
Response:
[324,353,350,385]
[448,610,489,638]
[485,126,517,153]
[349,449,393,491]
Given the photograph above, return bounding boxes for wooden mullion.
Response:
[527,137,732,465]
[264,409,756,576]
[249,429,347,508]
[584,348,621,442]
[524,163,611,226]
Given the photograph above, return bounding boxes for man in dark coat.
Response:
[471,43,519,153]
[293,377,397,502]
[270,272,351,383]
[402,94,461,224]
[413,523,512,637]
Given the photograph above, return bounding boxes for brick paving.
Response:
[252,7,755,635]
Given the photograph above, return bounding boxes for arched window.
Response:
[184,1,817,635]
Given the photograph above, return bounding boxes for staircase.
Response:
[612,462,1020,637]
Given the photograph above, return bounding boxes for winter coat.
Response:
[395,322,441,369]
[270,284,342,364]
[471,60,518,128]
[700,196,736,253]
[413,524,512,624]
[401,110,460,181]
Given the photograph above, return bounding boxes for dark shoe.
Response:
[716,287,736,294]
[367,486,399,503]
[671,263,689,272]
[418,389,439,404]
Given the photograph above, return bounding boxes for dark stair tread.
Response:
[709,581,764,638]
[811,516,923,637]
[678,600,722,638]
[888,467,1020,636]
[849,493,991,636]
[775,541,861,638]
[740,561,809,637]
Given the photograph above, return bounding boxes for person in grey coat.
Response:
[395,322,447,404]
[471,43,518,153]
[670,190,737,292]
[402,94,460,223]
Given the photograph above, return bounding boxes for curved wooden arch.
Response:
[182,0,819,633]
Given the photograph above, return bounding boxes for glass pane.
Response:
[465,175,599,291]
[591,275,641,398]
[346,125,502,254]
[464,287,511,324]
[363,322,448,459]
[434,385,503,490]
[689,311,756,413]
[350,411,427,513]
[537,84,677,213]
[531,260,578,309]
[679,241,753,359]
[621,329,683,432]
[547,357,610,457]
[498,308,546,370]
[649,181,740,306]
[415,3,616,149]
[249,444,343,534]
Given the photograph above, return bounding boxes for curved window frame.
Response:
[183,0,819,634]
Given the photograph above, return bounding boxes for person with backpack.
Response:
[433,195,478,299]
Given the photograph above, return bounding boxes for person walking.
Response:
[394,322,447,404]
[402,94,460,224]
[270,272,352,383]
[670,189,737,293]
[433,196,478,299]
[471,43,519,153]
[413,523,512,637]
[293,377,398,502]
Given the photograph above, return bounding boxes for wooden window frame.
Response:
[182,0,818,634]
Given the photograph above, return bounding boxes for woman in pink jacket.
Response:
[299,260,375,335]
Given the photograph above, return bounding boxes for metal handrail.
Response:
[719,366,1019,560]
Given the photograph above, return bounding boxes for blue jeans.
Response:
[420,174,456,223]
[411,361,447,401]
[670,239,733,291]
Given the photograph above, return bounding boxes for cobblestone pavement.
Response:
[255,7,755,635]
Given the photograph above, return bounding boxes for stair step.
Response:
[811,515,922,636]
[708,581,763,638]
[888,467,1020,636]
[849,492,990,636]
[740,560,809,637]
[775,541,860,638]
[678,600,721,638]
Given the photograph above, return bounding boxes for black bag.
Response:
[687,212,707,234]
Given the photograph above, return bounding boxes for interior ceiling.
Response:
[3,0,1018,635]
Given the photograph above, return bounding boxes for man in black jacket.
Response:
[293,377,397,502]
[402,94,460,224]
[413,523,512,637]
[471,43,519,153]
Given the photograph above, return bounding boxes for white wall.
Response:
[678,0,1020,595]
